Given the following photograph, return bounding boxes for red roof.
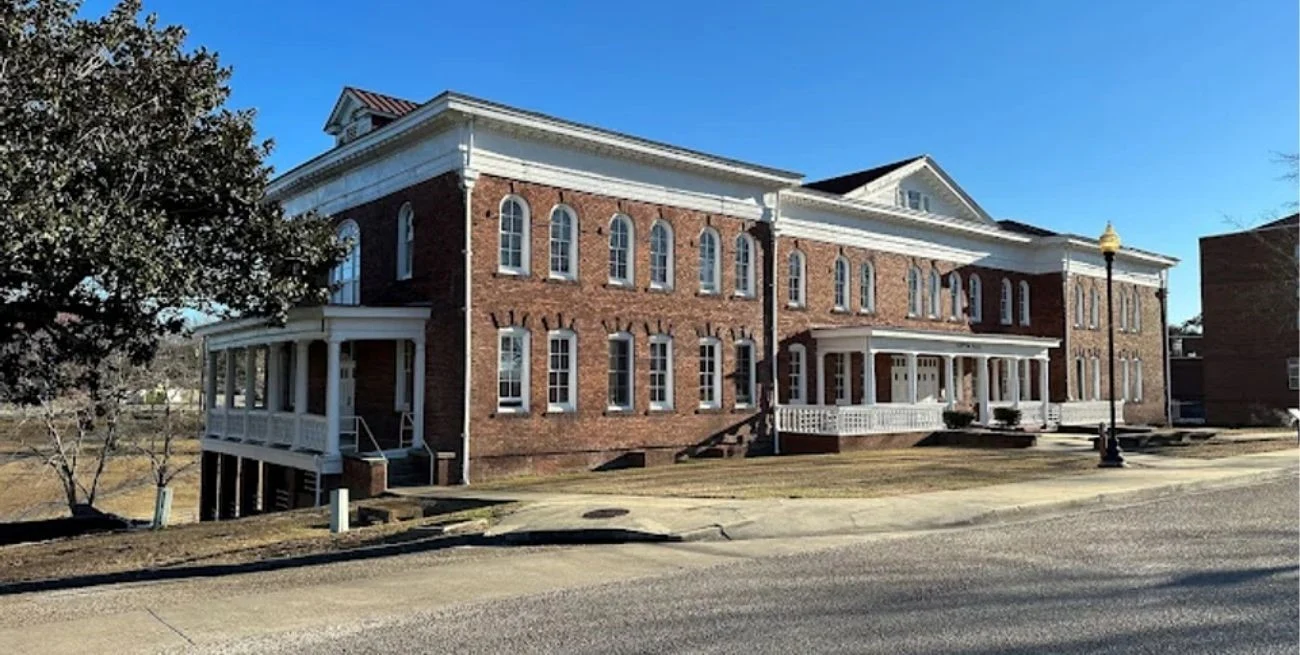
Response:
[344,87,421,118]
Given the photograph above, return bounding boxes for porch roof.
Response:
[196,305,430,351]
[809,325,1060,359]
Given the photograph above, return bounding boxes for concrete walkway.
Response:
[396,449,1299,543]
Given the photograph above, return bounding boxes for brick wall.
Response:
[466,174,768,480]
[1200,224,1299,425]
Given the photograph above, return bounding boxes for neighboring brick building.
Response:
[1199,215,1299,425]
[1168,333,1205,424]
[193,88,1177,519]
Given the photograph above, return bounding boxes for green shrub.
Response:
[993,406,1022,428]
[943,410,976,429]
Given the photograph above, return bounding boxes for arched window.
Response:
[949,272,962,320]
[1075,283,1085,327]
[1133,292,1142,333]
[608,214,634,286]
[549,205,576,280]
[1134,358,1143,401]
[498,196,529,275]
[860,261,876,313]
[396,202,414,280]
[1090,356,1101,400]
[331,220,361,305]
[787,250,806,307]
[999,278,1013,325]
[1074,357,1085,400]
[497,326,530,412]
[698,228,720,294]
[1119,289,1129,331]
[833,257,849,310]
[649,220,673,289]
[1089,288,1100,328]
[968,274,983,323]
[787,344,807,404]
[928,268,941,318]
[1018,280,1031,326]
[907,266,923,317]
[734,234,755,298]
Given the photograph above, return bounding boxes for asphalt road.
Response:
[212,480,1299,655]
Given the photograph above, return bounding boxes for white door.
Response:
[917,357,940,403]
[890,356,907,402]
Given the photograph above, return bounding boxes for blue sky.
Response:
[100,0,1297,322]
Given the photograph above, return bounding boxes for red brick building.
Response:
[194,88,1177,519]
[1199,215,1299,426]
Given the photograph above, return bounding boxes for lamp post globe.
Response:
[1098,223,1125,468]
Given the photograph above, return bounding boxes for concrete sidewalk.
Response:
[396,449,1299,543]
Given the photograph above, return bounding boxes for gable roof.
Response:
[1256,213,1299,230]
[802,156,923,194]
[344,86,421,118]
[997,220,1058,237]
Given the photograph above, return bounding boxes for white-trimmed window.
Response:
[549,205,577,280]
[734,340,756,408]
[787,250,806,307]
[649,220,673,289]
[949,272,963,320]
[699,228,720,294]
[1074,357,1085,401]
[968,274,983,323]
[1120,357,1130,401]
[1133,293,1142,333]
[1090,356,1101,400]
[331,220,361,305]
[904,189,931,212]
[734,234,755,298]
[698,337,722,409]
[859,261,876,313]
[833,353,848,404]
[547,329,576,412]
[833,257,849,310]
[1089,288,1099,328]
[497,327,530,413]
[394,340,415,412]
[1288,358,1298,391]
[396,202,414,280]
[608,214,634,286]
[928,268,941,318]
[999,278,1013,325]
[907,266,923,317]
[1134,358,1144,401]
[1074,283,1085,327]
[1018,280,1031,326]
[788,344,806,404]
[607,332,634,411]
[649,335,674,410]
[499,196,529,275]
[1119,289,1129,331]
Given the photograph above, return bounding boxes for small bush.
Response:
[943,410,976,429]
[993,407,1022,428]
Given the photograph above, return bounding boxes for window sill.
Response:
[603,407,636,417]
[831,307,850,315]
[858,309,875,315]
[396,274,413,282]
[646,285,674,294]
[493,270,530,279]
[785,303,806,311]
[647,407,675,415]
[732,292,756,301]
[697,290,721,298]
[604,282,636,291]
[732,405,756,413]
[545,406,577,415]
[695,406,724,415]
[545,275,578,285]
[492,408,531,419]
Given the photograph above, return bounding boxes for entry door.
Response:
[890,356,907,402]
[917,357,940,403]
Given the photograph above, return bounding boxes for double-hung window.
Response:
[699,228,720,294]
[1018,281,1031,326]
[833,353,848,404]
[1000,278,1013,325]
[331,220,361,305]
[734,234,755,297]
[497,328,529,413]
[787,251,806,307]
[499,196,529,275]
[547,330,576,412]
[649,221,673,289]
[549,205,576,280]
[860,262,875,313]
[649,335,673,411]
[949,272,962,320]
[608,215,634,286]
[907,266,922,317]
[607,333,634,411]
[968,274,983,323]
[394,340,415,412]
[787,344,806,404]
[734,340,756,408]
[396,203,414,280]
[928,269,941,318]
[833,257,849,310]
[698,338,721,410]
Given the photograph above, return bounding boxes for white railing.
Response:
[776,404,947,436]
[987,401,1048,427]
[399,412,416,448]
[299,415,329,452]
[1053,400,1125,426]
[206,407,333,454]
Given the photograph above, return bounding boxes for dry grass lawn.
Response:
[1138,438,1298,459]
[477,448,1100,499]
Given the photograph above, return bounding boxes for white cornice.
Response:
[784,189,1028,244]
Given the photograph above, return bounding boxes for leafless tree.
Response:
[126,337,202,527]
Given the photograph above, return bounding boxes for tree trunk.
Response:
[152,484,173,529]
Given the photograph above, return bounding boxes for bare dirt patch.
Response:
[477,448,1099,499]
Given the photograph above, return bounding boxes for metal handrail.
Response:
[342,415,388,463]
[399,412,416,449]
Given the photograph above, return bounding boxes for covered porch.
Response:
[777,326,1065,436]
[197,306,431,476]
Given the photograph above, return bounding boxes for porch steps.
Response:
[386,455,429,488]
[684,431,774,460]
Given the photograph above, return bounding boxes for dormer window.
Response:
[900,189,931,212]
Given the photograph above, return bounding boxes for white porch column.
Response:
[1039,357,1051,427]
[325,338,342,456]
[412,339,427,449]
[943,355,956,410]
[1009,357,1022,409]
[266,343,282,412]
[816,352,826,406]
[905,353,918,404]
[293,340,308,449]
[1021,358,1032,402]
[976,355,991,425]
[244,347,256,411]
[862,349,876,406]
[223,350,236,409]
[205,349,219,410]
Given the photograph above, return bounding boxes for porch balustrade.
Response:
[1053,400,1125,427]
[206,407,334,454]
[776,403,947,436]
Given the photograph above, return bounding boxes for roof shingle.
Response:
[802,156,923,195]
[344,86,421,118]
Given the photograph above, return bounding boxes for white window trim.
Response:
[498,195,530,277]
[907,266,922,317]
[698,337,722,410]
[859,261,876,314]
[1120,357,1130,401]
[1018,280,1031,326]
[1074,284,1085,327]
[607,332,635,412]
[1090,356,1101,401]
[394,340,414,412]
[1073,357,1085,401]
[1134,358,1144,401]
[546,329,577,413]
[648,334,674,411]
[969,274,983,323]
[331,219,361,305]
[734,339,757,409]
[698,227,721,295]
[1119,290,1129,332]
[788,344,807,404]
[649,219,674,290]
[396,202,414,281]
[497,327,530,414]
[734,233,756,298]
[833,256,849,311]
[928,268,941,318]
[999,278,1013,325]
[1089,289,1100,329]
[1133,294,1142,333]
[608,214,635,287]
[787,250,806,308]
[548,204,578,282]
[949,272,963,320]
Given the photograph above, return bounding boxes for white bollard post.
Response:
[330,488,349,534]
[152,485,174,530]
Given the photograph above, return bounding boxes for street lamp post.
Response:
[1098,223,1125,468]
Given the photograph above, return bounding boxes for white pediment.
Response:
[841,157,995,225]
